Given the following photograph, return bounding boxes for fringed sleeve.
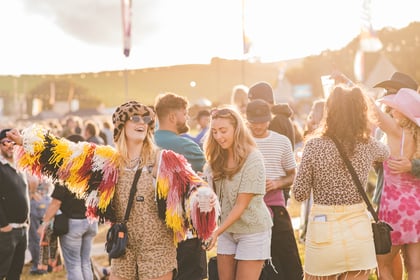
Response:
[156,149,219,245]
[16,125,119,222]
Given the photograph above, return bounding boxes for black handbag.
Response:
[53,213,69,236]
[208,256,219,280]
[105,168,142,259]
[106,222,128,259]
[331,137,393,255]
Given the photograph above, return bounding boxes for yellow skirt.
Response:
[304,203,376,277]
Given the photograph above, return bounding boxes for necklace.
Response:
[129,157,140,163]
[125,157,141,170]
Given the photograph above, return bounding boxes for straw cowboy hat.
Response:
[378,88,420,127]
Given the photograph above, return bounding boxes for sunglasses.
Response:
[129,115,153,124]
[211,108,234,118]
[1,139,15,146]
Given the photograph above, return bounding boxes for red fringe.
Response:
[191,200,217,240]
[160,150,218,240]
[86,205,97,220]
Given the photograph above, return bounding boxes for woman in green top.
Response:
[203,106,273,280]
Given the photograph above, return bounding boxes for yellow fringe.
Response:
[32,130,47,154]
[95,145,118,160]
[98,188,115,211]
[50,138,72,167]
[156,178,169,199]
[18,153,40,170]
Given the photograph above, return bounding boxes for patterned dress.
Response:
[379,161,420,245]
[111,166,177,279]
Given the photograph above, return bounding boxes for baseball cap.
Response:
[246,99,272,123]
[0,128,11,141]
[248,81,274,104]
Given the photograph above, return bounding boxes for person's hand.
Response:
[209,192,218,209]
[37,222,48,236]
[6,129,23,146]
[387,157,412,174]
[202,231,218,251]
[0,224,13,232]
[266,179,280,192]
[30,191,43,202]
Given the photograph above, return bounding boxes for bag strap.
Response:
[123,168,143,224]
[330,136,379,223]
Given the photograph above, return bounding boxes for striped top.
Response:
[254,131,296,206]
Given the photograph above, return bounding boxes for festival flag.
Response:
[243,33,252,55]
[121,0,132,57]
[241,0,252,55]
[354,0,382,82]
[359,0,382,52]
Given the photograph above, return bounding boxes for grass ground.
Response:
[20,198,387,279]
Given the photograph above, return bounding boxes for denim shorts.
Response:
[217,230,271,260]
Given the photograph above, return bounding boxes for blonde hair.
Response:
[399,118,420,159]
[115,125,156,167]
[204,105,256,180]
[230,85,249,114]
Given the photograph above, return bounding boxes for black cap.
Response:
[373,72,418,91]
[246,99,272,123]
[248,81,274,104]
[0,129,11,141]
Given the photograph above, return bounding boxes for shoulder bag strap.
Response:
[330,136,379,223]
[123,168,143,224]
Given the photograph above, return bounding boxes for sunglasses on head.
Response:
[211,108,233,118]
[129,115,153,124]
[1,139,15,146]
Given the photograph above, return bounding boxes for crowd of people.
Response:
[0,71,419,280]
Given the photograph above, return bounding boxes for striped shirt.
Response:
[254,131,296,206]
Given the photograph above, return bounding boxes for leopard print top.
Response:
[110,166,176,279]
[293,137,389,205]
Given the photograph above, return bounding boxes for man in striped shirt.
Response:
[246,100,303,280]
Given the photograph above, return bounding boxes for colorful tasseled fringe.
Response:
[16,125,119,222]
[156,150,219,245]
[16,125,219,241]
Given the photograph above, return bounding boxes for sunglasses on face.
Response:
[129,115,153,124]
[1,139,15,146]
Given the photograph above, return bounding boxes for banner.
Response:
[359,0,382,52]
[121,0,132,57]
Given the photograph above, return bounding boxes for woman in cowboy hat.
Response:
[368,88,420,279]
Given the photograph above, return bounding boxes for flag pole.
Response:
[121,0,132,101]
[241,0,245,85]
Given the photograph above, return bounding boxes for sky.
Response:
[0,0,418,75]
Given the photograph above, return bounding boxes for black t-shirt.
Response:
[51,183,86,219]
[0,163,29,226]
